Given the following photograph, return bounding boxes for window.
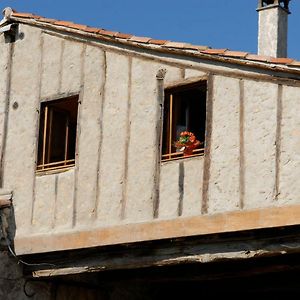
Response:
[37,95,79,173]
[162,81,207,161]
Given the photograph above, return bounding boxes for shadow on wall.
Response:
[0,205,16,250]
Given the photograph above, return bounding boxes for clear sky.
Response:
[1,0,300,59]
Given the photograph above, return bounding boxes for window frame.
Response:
[36,95,79,174]
[161,80,207,162]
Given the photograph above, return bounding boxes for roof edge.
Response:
[3,7,300,76]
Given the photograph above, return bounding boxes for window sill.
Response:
[161,148,204,163]
[161,153,204,164]
[36,164,75,176]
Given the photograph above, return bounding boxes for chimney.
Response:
[257,0,290,58]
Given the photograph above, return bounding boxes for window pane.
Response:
[37,95,78,171]
[48,109,68,163]
[162,82,207,160]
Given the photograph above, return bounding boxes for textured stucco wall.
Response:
[243,80,278,209]
[1,23,300,254]
[278,85,300,205]
[159,157,204,218]
[208,76,240,213]
[0,35,10,183]
[258,7,288,57]
[2,25,41,236]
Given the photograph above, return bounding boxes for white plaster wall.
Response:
[54,169,74,229]
[208,76,240,213]
[0,35,9,173]
[185,69,207,79]
[258,7,288,57]
[96,52,129,225]
[163,65,183,83]
[32,174,56,232]
[40,33,62,99]
[60,40,84,93]
[124,58,158,222]
[157,65,185,219]
[75,46,105,225]
[182,157,204,216]
[32,36,82,233]
[243,80,277,209]
[278,85,300,205]
[159,157,204,219]
[159,162,180,219]
[4,23,300,252]
[33,169,74,232]
[3,25,41,235]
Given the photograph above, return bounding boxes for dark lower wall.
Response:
[3,249,300,299]
[0,251,52,300]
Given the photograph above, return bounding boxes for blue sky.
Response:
[1,0,300,59]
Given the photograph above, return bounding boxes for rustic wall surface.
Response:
[258,6,288,57]
[1,23,300,255]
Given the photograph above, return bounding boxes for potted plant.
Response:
[175,131,201,157]
[175,131,201,156]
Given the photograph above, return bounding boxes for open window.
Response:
[37,95,79,173]
[162,81,207,161]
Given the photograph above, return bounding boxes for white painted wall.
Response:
[258,7,288,57]
[1,24,300,253]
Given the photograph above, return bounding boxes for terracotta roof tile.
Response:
[288,61,300,67]
[200,48,227,55]
[181,44,208,51]
[12,12,37,18]
[245,54,271,62]
[98,29,118,37]
[269,57,295,64]
[194,45,210,51]
[163,41,190,49]
[115,32,133,39]
[84,27,102,34]
[129,36,151,43]
[36,17,57,24]
[149,39,168,45]
[6,8,300,72]
[67,23,88,31]
[223,50,248,58]
[54,20,75,27]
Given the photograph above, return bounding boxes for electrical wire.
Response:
[0,220,56,268]
[6,238,57,267]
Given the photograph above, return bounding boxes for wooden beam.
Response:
[0,199,11,208]
[31,248,290,278]
[14,204,300,255]
[0,191,12,209]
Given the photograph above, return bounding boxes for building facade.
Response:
[1,0,300,298]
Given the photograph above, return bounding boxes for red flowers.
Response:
[175,131,201,156]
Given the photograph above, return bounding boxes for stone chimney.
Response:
[257,0,290,58]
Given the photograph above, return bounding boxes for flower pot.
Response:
[183,147,194,156]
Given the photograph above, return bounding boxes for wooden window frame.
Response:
[36,95,78,174]
[161,81,207,162]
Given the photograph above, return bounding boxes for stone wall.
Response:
[0,251,52,300]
